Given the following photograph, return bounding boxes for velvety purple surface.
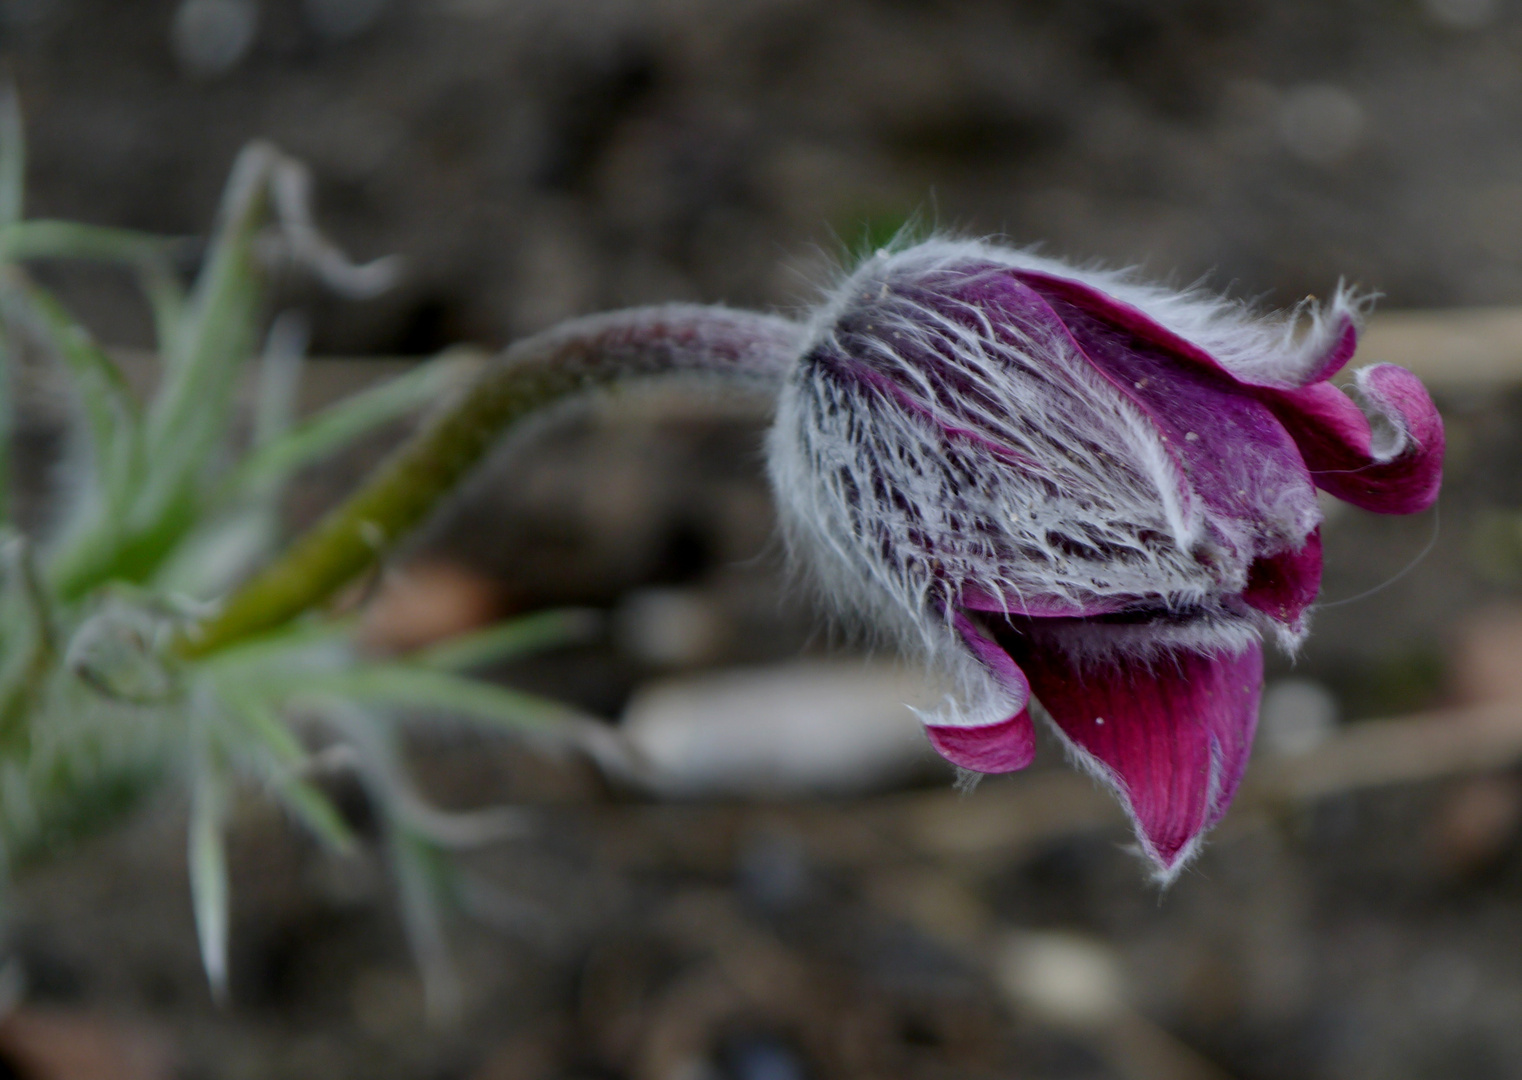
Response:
[1259,366,1445,515]
[1241,528,1323,626]
[1010,270,1358,390]
[1033,288,1319,566]
[919,614,1037,772]
[1009,269,1442,516]
[1010,637,1265,869]
[925,713,1036,773]
[1301,319,1361,385]
[953,612,1032,713]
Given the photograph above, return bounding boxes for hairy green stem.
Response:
[176,305,802,658]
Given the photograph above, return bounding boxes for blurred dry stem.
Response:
[1361,307,1522,387]
[586,695,1522,876]
[1248,698,1522,804]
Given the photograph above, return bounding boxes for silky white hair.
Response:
[767,239,1344,728]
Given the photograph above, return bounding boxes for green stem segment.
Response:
[176,305,801,658]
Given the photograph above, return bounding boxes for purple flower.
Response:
[768,240,1443,878]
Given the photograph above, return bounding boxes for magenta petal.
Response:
[1301,316,1359,385]
[1013,271,1359,389]
[1241,528,1323,626]
[1024,286,1319,561]
[954,611,1031,706]
[1258,364,1444,514]
[925,712,1036,772]
[922,613,1036,773]
[1017,639,1264,875]
[1012,271,1240,381]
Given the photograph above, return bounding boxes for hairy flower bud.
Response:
[768,239,1443,877]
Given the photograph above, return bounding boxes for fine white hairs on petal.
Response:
[774,243,1252,638]
[767,237,1332,738]
[1037,699,1216,885]
[949,239,1373,390]
[1020,611,1262,671]
[1355,364,1418,462]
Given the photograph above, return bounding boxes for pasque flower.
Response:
[768,240,1443,877]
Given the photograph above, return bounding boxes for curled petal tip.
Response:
[1358,363,1445,511]
[1260,363,1443,515]
[1311,314,1359,382]
[925,712,1036,773]
[924,613,1036,772]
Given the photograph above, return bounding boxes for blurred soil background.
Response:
[8,1,1522,1078]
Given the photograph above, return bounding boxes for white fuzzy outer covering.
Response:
[766,239,1351,730]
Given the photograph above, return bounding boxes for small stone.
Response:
[621,661,937,797]
[996,931,1127,1029]
[171,0,257,78]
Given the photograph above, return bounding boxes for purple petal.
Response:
[1014,271,1241,379]
[925,713,1036,773]
[1301,317,1359,385]
[954,612,1031,704]
[1012,270,1359,389]
[1257,364,1444,514]
[1013,636,1264,875]
[1021,284,1320,564]
[1241,528,1323,627]
[923,613,1036,773]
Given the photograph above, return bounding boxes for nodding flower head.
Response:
[767,239,1443,879]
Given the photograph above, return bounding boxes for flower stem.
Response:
[176,305,801,658]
